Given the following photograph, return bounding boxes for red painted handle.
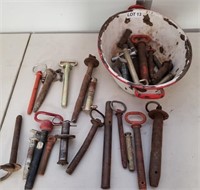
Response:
[135,88,165,99]
[125,111,146,126]
[34,111,64,132]
[128,4,145,10]
[27,71,42,114]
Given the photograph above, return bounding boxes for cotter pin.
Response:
[23,129,41,180]
[125,111,147,190]
[66,108,104,174]
[110,100,128,169]
[71,54,99,122]
[0,115,22,181]
[145,101,169,187]
[59,61,78,107]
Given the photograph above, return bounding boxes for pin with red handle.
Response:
[25,111,63,190]
[125,111,147,190]
[27,64,47,114]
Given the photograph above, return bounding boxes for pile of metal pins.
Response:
[111,29,175,85]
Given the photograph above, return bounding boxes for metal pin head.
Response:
[59,61,78,68]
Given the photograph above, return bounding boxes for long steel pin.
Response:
[0,115,22,181]
[33,69,57,112]
[23,130,41,180]
[123,45,140,84]
[145,101,169,187]
[67,109,104,174]
[59,61,78,107]
[101,101,113,189]
[110,100,127,169]
[125,112,147,190]
[71,55,99,122]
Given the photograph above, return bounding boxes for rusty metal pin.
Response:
[152,61,173,84]
[157,73,175,84]
[147,47,156,81]
[71,54,99,122]
[125,132,135,172]
[82,77,98,112]
[101,101,113,189]
[0,115,22,181]
[125,112,147,190]
[23,130,41,180]
[33,69,57,112]
[145,101,169,187]
[117,29,132,49]
[110,100,127,169]
[57,120,76,165]
[67,108,104,174]
[153,55,162,69]
[123,45,140,84]
[131,35,151,82]
[38,135,57,175]
[59,61,78,107]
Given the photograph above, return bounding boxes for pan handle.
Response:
[134,88,165,99]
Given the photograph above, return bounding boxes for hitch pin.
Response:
[59,61,78,107]
[0,115,22,181]
[33,68,61,112]
[27,64,47,114]
[23,129,41,180]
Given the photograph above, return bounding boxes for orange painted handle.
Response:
[27,71,42,114]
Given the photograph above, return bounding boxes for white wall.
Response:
[0,0,199,32]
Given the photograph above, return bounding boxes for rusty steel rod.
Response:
[146,101,169,187]
[125,111,147,190]
[38,135,57,175]
[71,55,99,122]
[67,109,104,174]
[0,115,22,181]
[33,69,57,112]
[101,101,113,189]
[110,100,127,169]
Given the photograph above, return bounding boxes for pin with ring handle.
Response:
[27,64,47,114]
[110,100,128,169]
[125,111,147,190]
[145,101,169,187]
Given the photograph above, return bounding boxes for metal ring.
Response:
[145,101,162,113]
[0,169,11,181]
[110,100,127,113]
[125,111,146,126]
[32,64,47,74]
[89,108,105,123]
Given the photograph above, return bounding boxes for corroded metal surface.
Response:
[71,55,99,122]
